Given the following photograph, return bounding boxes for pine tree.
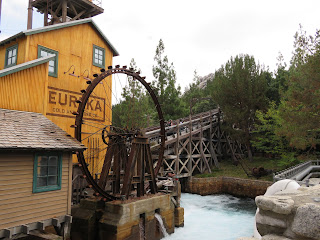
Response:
[152,39,184,120]
[211,54,269,161]
[279,27,320,150]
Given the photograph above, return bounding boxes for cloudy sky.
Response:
[1,0,320,91]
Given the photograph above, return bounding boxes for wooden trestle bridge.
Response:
[146,109,245,178]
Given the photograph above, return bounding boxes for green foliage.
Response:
[279,27,320,150]
[181,71,216,116]
[152,39,184,120]
[112,58,157,129]
[211,54,269,160]
[277,152,300,169]
[251,102,288,156]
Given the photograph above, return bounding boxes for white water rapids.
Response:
[164,193,256,240]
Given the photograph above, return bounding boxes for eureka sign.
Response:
[46,86,106,122]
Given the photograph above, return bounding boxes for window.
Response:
[5,44,18,68]
[33,153,62,193]
[93,45,105,68]
[38,45,58,77]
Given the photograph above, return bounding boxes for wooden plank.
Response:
[67,153,72,215]
[0,199,67,216]
[0,203,67,222]
[0,194,67,207]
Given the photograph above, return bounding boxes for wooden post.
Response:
[188,114,192,176]
[62,0,67,22]
[200,114,211,173]
[121,141,138,198]
[99,138,115,190]
[44,7,48,26]
[113,144,121,194]
[146,144,157,194]
[209,111,219,168]
[27,0,33,29]
[175,122,180,175]
[217,109,222,155]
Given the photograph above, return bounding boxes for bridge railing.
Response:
[273,160,320,186]
[145,109,219,143]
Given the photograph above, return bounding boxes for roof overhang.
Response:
[0,55,55,78]
[0,18,119,56]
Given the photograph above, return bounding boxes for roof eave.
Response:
[0,55,55,78]
[0,31,25,47]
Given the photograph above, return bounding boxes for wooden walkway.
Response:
[145,109,245,178]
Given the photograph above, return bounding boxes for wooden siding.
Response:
[0,63,48,113]
[0,39,27,70]
[25,23,113,139]
[0,153,72,229]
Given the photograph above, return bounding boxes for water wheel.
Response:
[74,66,165,201]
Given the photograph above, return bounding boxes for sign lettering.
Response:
[46,86,106,122]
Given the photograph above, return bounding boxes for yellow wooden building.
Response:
[0,18,118,168]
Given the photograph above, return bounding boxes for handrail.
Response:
[145,109,219,139]
[274,160,320,185]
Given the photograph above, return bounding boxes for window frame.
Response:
[33,152,62,193]
[37,45,59,78]
[5,44,18,68]
[92,45,105,68]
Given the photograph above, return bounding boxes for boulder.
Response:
[261,234,291,240]
[255,196,294,215]
[291,203,320,239]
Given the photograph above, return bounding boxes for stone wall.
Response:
[185,176,272,198]
[254,185,320,240]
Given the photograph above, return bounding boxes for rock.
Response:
[261,234,291,240]
[291,203,320,239]
[256,196,294,215]
[256,212,287,229]
[237,237,259,240]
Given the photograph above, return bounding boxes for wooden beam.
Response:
[121,141,138,198]
[62,0,67,22]
[4,229,12,239]
[44,7,48,26]
[69,1,78,15]
[22,225,30,234]
[71,10,86,20]
[37,222,45,231]
[200,115,211,173]
[98,140,114,190]
[54,1,63,17]
[52,218,61,228]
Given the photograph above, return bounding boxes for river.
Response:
[164,193,256,240]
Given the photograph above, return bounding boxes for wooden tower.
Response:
[28,0,104,28]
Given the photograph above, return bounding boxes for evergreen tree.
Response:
[279,27,320,150]
[182,71,215,115]
[211,54,269,161]
[251,102,288,157]
[152,39,184,120]
[112,58,156,129]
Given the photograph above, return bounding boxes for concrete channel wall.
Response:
[185,176,272,198]
[71,193,184,240]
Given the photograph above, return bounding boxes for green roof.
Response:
[0,18,119,56]
[0,55,55,77]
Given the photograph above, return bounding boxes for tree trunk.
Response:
[247,143,253,162]
[245,128,253,161]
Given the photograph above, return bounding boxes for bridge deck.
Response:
[145,109,245,178]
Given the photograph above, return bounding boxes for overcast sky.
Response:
[1,0,320,91]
